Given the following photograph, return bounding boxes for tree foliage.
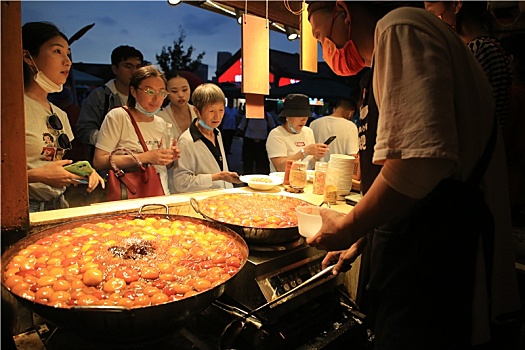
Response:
[156,26,205,74]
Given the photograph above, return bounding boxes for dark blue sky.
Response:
[22,1,311,80]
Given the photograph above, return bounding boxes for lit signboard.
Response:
[218,58,300,87]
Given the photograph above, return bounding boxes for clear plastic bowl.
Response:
[295,205,322,238]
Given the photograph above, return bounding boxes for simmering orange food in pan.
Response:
[3,217,245,309]
[199,193,310,228]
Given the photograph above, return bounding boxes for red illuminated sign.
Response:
[218,58,300,87]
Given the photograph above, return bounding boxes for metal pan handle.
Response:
[137,204,169,218]
[189,197,203,216]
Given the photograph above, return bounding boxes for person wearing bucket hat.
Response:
[305,1,521,349]
[266,93,328,172]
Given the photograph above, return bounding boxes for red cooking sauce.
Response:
[3,217,245,309]
[199,193,310,228]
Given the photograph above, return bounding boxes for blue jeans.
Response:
[29,194,69,212]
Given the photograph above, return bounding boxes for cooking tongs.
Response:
[220,264,335,349]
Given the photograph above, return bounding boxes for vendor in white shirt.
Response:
[266,94,329,172]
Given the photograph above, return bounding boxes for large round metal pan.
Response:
[1,205,249,344]
[190,193,314,245]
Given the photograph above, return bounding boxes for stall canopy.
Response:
[269,77,355,100]
[216,48,363,102]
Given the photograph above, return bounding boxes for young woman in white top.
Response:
[157,71,199,140]
[23,22,104,212]
[157,71,199,193]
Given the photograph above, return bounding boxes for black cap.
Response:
[279,94,312,118]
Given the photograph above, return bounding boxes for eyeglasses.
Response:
[47,114,72,150]
[137,87,169,99]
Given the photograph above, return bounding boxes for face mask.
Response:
[198,119,214,131]
[321,7,365,76]
[26,52,64,93]
[135,101,160,117]
[288,121,299,134]
[34,69,63,93]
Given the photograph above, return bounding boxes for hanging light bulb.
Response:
[286,26,300,41]
[235,8,245,25]
[167,0,183,7]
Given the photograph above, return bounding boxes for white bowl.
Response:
[269,172,285,180]
[295,205,322,238]
[239,174,283,191]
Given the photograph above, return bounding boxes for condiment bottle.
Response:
[283,159,294,185]
[313,161,328,195]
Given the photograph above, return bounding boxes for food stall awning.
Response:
[269,77,356,101]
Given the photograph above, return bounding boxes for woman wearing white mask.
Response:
[173,83,242,193]
[23,22,104,212]
[93,65,181,195]
[266,93,328,172]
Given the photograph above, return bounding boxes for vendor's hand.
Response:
[304,143,329,159]
[144,149,174,166]
[321,236,367,275]
[306,208,353,251]
[84,170,105,193]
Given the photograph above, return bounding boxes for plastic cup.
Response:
[295,205,322,238]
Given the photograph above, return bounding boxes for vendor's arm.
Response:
[307,158,454,252]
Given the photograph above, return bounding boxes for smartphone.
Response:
[324,136,337,145]
[64,161,94,177]
[72,179,89,185]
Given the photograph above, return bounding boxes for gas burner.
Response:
[248,237,305,252]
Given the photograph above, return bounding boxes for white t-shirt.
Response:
[266,125,316,172]
[157,103,198,140]
[156,103,198,195]
[373,7,519,343]
[309,116,359,162]
[96,107,170,195]
[25,95,74,201]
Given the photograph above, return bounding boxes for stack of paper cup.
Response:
[329,154,355,197]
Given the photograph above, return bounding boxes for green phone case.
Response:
[64,161,94,176]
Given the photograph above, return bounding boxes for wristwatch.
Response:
[300,148,306,159]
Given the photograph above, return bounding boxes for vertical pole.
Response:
[1,1,30,238]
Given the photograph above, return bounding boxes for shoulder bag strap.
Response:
[122,107,149,152]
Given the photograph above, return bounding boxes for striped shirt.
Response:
[468,36,513,127]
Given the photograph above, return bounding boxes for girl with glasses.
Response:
[93,65,181,195]
[23,21,104,212]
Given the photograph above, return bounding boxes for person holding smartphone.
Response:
[266,94,329,172]
[310,97,359,162]
[23,22,104,212]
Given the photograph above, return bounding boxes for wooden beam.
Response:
[1,1,30,232]
[215,0,302,29]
